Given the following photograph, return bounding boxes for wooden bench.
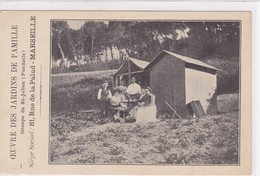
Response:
[65,107,130,123]
[78,110,101,115]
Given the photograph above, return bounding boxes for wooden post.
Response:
[128,59,131,86]
[114,75,118,88]
[115,76,118,87]
[90,36,95,62]
[118,76,121,86]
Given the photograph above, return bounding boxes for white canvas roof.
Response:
[114,57,150,75]
[128,57,149,69]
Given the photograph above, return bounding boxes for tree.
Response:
[182,22,240,59]
[104,21,183,61]
[81,21,108,62]
[52,21,69,64]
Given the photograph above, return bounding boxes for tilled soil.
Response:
[50,111,239,165]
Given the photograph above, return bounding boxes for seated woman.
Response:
[130,87,158,124]
[110,86,127,121]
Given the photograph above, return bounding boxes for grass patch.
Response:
[51,71,115,113]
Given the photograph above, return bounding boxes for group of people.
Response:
[97,77,158,124]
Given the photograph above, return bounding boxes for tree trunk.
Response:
[128,59,131,86]
[57,42,65,67]
[110,46,114,60]
[105,48,108,60]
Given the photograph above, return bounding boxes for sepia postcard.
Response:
[0,11,252,175]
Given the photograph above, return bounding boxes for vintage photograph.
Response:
[49,20,240,165]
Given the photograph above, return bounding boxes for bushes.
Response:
[205,56,239,94]
[52,59,125,74]
[51,76,113,113]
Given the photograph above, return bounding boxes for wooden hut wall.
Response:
[185,67,218,115]
[149,54,186,117]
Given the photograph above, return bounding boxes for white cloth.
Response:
[136,105,157,124]
[110,92,127,107]
[127,83,141,95]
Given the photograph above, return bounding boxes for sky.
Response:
[67,20,85,30]
[67,20,109,30]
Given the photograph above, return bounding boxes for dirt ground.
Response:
[49,110,239,165]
